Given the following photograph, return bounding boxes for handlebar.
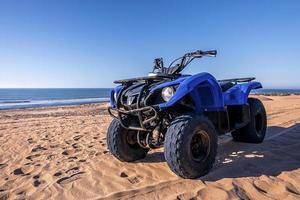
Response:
[155,49,217,75]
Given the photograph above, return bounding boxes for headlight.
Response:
[161,86,175,102]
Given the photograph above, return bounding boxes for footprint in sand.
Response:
[95,150,108,156]
[24,163,31,166]
[33,175,39,179]
[16,191,26,197]
[95,152,102,156]
[73,135,83,141]
[65,140,73,145]
[53,171,62,177]
[32,175,44,187]
[26,154,41,161]
[13,165,34,176]
[120,172,128,178]
[71,143,80,149]
[46,154,58,161]
[127,175,143,184]
[66,167,80,174]
[31,145,47,153]
[50,144,59,148]
[0,163,8,170]
[27,138,35,144]
[33,180,41,187]
[62,149,76,156]
[32,175,42,187]
[41,138,50,141]
[0,187,7,192]
[103,150,109,154]
[13,168,24,175]
[56,172,85,186]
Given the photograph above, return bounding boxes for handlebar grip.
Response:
[203,50,217,56]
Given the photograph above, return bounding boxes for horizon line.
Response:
[0,87,300,90]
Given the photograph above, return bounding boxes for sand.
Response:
[0,95,299,200]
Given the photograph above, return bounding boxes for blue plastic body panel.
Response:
[150,76,190,92]
[110,85,123,108]
[223,81,262,105]
[110,73,262,113]
[156,72,224,112]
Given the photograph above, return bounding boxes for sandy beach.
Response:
[0,95,299,200]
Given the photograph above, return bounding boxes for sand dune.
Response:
[0,96,299,200]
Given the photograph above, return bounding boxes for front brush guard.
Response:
[108,106,158,131]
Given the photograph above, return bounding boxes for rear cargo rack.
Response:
[218,77,255,84]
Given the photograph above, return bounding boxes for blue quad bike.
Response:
[107,50,267,179]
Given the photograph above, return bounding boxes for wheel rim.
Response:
[190,130,210,162]
[255,112,263,135]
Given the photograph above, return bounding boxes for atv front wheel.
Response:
[164,114,218,179]
[231,98,267,143]
[107,119,149,162]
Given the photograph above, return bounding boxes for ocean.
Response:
[0,88,299,110]
[0,88,111,110]
[252,89,300,95]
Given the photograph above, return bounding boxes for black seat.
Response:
[219,81,234,92]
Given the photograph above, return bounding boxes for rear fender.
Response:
[159,72,224,112]
[223,81,262,105]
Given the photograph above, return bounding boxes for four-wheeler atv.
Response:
[107,50,267,179]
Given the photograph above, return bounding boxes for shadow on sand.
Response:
[137,123,300,181]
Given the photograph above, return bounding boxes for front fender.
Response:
[110,85,123,108]
[150,76,189,92]
[159,72,224,112]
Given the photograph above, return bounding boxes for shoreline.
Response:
[0,93,299,111]
[0,98,109,110]
[0,102,109,113]
[253,93,300,96]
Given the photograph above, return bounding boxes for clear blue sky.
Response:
[0,0,299,88]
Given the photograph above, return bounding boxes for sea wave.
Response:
[0,98,109,110]
[0,100,31,104]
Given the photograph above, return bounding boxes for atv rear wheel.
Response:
[164,114,218,179]
[107,119,149,162]
[231,98,267,143]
